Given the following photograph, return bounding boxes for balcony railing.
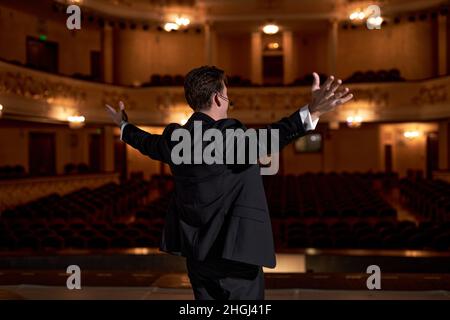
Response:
[0,60,449,126]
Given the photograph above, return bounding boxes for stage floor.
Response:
[1,285,450,300]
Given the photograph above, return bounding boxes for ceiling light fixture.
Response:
[367,16,384,28]
[262,23,279,35]
[164,22,179,32]
[175,16,190,27]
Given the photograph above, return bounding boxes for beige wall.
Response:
[0,124,113,175]
[215,33,251,79]
[124,126,166,180]
[0,127,28,170]
[0,3,442,83]
[294,32,329,80]
[0,120,445,179]
[337,21,436,80]
[291,21,437,81]
[0,6,100,76]
[282,123,381,174]
[379,122,439,177]
[113,29,205,86]
[280,121,442,178]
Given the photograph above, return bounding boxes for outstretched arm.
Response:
[268,72,354,149]
[105,101,171,163]
[221,73,354,159]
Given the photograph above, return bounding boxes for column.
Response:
[251,31,263,85]
[101,25,114,84]
[204,22,213,65]
[438,120,449,170]
[328,19,338,75]
[103,126,115,172]
[283,30,295,85]
[437,15,448,76]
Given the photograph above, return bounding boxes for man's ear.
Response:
[213,93,221,107]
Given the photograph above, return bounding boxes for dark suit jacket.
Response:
[121,110,310,268]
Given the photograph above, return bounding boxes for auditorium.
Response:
[0,0,450,301]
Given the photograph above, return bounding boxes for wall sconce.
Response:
[367,16,383,28]
[0,104,3,118]
[348,5,384,29]
[68,115,85,129]
[403,130,420,139]
[163,22,179,32]
[163,15,190,32]
[175,16,190,27]
[267,42,280,50]
[346,115,362,128]
[349,9,366,21]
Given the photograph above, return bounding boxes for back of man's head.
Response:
[184,66,227,111]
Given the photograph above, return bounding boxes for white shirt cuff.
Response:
[120,122,129,141]
[299,105,319,131]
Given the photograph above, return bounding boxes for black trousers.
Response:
[186,257,265,300]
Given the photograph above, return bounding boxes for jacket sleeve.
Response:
[264,107,312,150]
[217,106,315,157]
[121,123,172,163]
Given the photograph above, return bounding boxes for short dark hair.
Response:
[184,66,227,111]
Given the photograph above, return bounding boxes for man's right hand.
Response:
[105,101,128,127]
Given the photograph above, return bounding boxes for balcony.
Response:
[0,60,449,126]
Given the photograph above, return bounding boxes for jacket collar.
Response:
[187,111,216,124]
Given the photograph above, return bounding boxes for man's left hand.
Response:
[308,72,354,120]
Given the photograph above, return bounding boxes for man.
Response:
[105,66,353,300]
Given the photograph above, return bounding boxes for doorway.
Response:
[29,132,56,176]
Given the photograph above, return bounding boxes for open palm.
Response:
[105,101,128,126]
[309,72,353,117]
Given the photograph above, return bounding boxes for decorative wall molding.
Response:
[0,61,449,126]
[0,71,86,106]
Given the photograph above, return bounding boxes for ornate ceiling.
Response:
[1,0,448,32]
[59,0,447,22]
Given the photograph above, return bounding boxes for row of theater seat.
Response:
[263,172,397,218]
[0,163,105,180]
[1,217,449,251]
[0,218,164,250]
[142,70,403,87]
[0,165,26,180]
[345,69,405,83]
[3,59,406,87]
[140,172,398,219]
[3,172,448,252]
[0,179,151,221]
[64,163,93,174]
[275,219,450,251]
[399,178,450,221]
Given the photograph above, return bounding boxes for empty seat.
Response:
[41,236,64,249]
[66,236,87,248]
[134,235,159,247]
[87,236,109,249]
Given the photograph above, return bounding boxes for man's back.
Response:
[107,65,353,300]
[121,109,311,268]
